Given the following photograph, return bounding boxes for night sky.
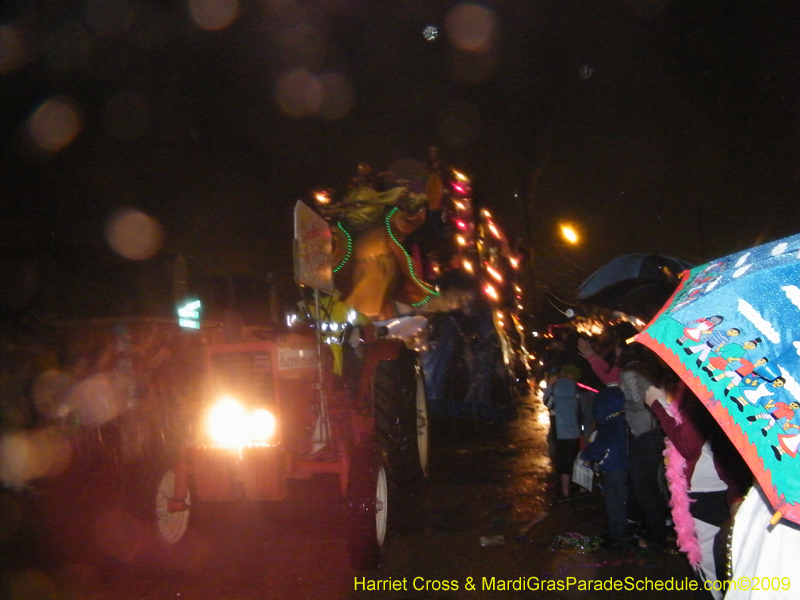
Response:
[1,0,798,324]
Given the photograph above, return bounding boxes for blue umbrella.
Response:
[636,232,800,525]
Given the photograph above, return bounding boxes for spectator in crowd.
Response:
[578,321,639,385]
[619,343,669,551]
[580,382,629,549]
[645,381,751,598]
[543,366,560,463]
[578,384,597,444]
[544,364,582,503]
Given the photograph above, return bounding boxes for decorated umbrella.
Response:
[635,232,800,525]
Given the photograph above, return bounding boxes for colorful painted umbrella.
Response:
[635,233,800,525]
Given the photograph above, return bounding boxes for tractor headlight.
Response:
[249,409,277,443]
[207,396,277,448]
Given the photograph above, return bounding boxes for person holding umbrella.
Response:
[645,382,750,598]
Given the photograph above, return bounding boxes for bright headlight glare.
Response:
[208,396,248,447]
[249,409,276,443]
[207,397,277,447]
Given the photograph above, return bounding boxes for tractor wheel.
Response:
[153,467,191,546]
[414,356,430,478]
[373,346,428,533]
[346,443,388,570]
[130,463,194,565]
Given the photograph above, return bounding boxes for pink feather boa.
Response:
[662,399,703,568]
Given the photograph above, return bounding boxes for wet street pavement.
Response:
[3,390,700,599]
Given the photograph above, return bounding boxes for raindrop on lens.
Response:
[422,25,439,41]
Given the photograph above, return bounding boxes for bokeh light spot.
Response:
[275,68,322,118]
[26,96,82,154]
[189,0,240,31]
[445,2,498,53]
[0,427,72,489]
[105,208,164,260]
[317,72,354,120]
[104,92,151,141]
[422,25,439,41]
[65,373,124,426]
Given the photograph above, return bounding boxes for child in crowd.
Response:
[580,382,629,549]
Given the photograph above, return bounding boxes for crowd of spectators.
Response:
[540,322,753,598]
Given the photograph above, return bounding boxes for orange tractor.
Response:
[147,200,430,569]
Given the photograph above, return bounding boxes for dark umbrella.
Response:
[577,253,694,319]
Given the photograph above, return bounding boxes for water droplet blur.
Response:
[65,373,125,426]
[317,72,354,120]
[0,427,72,488]
[189,0,240,32]
[32,370,74,421]
[275,68,322,118]
[579,64,594,79]
[105,208,164,260]
[26,96,82,154]
[422,25,439,41]
[445,2,498,53]
[0,24,30,75]
[104,92,151,141]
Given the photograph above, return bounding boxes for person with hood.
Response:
[580,382,629,549]
[544,364,582,502]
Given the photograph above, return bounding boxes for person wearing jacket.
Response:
[645,382,751,598]
[544,364,581,502]
[581,383,629,549]
[620,344,669,551]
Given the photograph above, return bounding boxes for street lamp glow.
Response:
[560,224,579,244]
